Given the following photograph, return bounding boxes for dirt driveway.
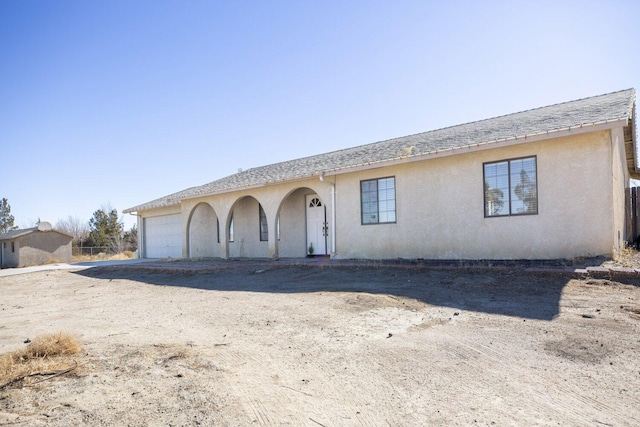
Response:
[1,260,639,426]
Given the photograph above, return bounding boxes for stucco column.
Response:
[218,212,230,260]
[267,211,279,259]
[137,215,144,259]
[181,203,192,259]
[317,175,337,258]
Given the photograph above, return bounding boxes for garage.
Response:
[143,214,182,258]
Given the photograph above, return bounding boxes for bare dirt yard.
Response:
[1,260,640,426]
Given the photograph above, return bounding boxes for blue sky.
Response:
[1,0,639,230]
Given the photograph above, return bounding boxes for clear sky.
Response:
[1,0,639,230]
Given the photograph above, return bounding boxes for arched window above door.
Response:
[309,198,322,208]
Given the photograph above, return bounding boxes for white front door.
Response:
[306,195,327,255]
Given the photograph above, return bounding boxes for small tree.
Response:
[55,216,89,246]
[514,169,537,213]
[88,207,124,253]
[123,224,138,252]
[484,181,504,216]
[106,224,137,254]
[0,198,18,234]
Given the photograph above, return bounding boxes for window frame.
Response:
[483,155,538,218]
[228,213,234,242]
[360,176,397,225]
[259,204,268,241]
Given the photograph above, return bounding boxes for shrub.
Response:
[0,333,81,389]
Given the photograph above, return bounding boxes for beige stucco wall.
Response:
[227,196,268,258]
[9,231,72,267]
[610,127,629,257]
[182,181,333,259]
[187,202,219,258]
[139,205,182,219]
[137,128,624,260]
[278,188,317,257]
[335,130,614,259]
[1,241,18,267]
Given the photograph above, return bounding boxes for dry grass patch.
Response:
[0,333,82,390]
[72,251,134,262]
[611,246,640,267]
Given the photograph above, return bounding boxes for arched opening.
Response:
[227,196,269,258]
[187,203,219,258]
[277,187,328,257]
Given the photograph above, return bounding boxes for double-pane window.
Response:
[361,177,396,224]
[484,156,538,217]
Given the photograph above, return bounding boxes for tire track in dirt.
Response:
[208,340,385,426]
[373,325,634,426]
[218,295,396,426]
[444,333,632,425]
[304,347,408,426]
[207,346,309,425]
[247,395,277,426]
[546,380,626,425]
[231,369,315,425]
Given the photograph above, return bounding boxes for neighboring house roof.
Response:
[125,88,636,213]
[0,228,33,240]
[0,226,73,241]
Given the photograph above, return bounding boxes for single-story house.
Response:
[125,89,638,261]
[0,222,73,268]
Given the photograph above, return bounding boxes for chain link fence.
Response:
[72,246,115,257]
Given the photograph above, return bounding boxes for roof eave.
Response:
[171,118,629,203]
[0,230,31,240]
[124,203,180,215]
[0,229,75,240]
[126,115,632,213]
[323,117,628,177]
[180,175,322,202]
[630,103,640,179]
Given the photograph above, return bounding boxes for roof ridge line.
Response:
[370,88,636,145]
[220,88,637,178]
[125,88,636,213]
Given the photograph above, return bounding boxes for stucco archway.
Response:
[227,195,269,258]
[187,202,219,258]
[277,187,328,257]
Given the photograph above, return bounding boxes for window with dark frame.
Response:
[216,218,220,243]
[484,156,538,217]
[11,241,15,252]
[361,177,396,224]
[259,204,268,241]
[228,214,234,242]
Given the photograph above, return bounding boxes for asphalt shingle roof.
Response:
[0,227,73,240]
[125,88,636,213]
[0,227,37,240]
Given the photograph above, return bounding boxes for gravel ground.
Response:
[1,260,639,426]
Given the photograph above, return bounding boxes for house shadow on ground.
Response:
[69,258,640,321]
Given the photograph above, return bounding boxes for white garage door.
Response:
[144,214,182,258]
